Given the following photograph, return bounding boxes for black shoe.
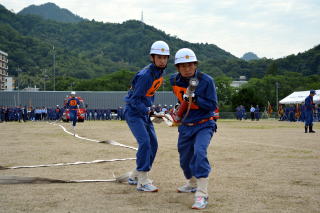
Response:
[309,125,315,133]
[305,126,308,133]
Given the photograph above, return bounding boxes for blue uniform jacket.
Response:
[170,70,218,123]
[67,97,80,110]
[124,63,164,117]
[304,95,315,111]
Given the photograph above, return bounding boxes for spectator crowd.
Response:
[235,105,261,121]
[278,104,320,122]
[2,104,319,123]
[0,104,174,123]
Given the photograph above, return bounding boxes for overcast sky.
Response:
[2,0,320,59]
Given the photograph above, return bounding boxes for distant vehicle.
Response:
[62,96,86,122]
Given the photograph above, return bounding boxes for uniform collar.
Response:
[150,63,164,74]
[178,69,199,82]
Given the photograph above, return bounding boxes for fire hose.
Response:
[0,176,118,184]
[0,158,136,170]
[0,122,137,184]
[172,77,199,123]
[52,122,138,150]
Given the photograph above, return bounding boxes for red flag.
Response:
[267,101,273,115]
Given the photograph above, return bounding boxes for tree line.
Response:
[0,4,319,111]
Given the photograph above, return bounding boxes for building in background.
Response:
[4,76,14,91]
[230,76,248,88]
[0,50,9,90]
[23,86,40,92]
[0,91,177,109]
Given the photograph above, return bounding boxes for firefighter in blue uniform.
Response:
[15,106,22,122]
[55,105,61,120]
[170,48,218,210]
[255,105,260,121]
[67,91,80,135]
[124,41,170,192]
[304,90,316,133]
[0,106,4,122]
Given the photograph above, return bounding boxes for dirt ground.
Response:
[0,119,319,213]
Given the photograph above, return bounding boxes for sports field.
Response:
[0,120,319,213]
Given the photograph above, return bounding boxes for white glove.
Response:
[183,93,195,102]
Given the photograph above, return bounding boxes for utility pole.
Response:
[42,68,48,91]
[276,82,279,112]
[70,82,75,91]
[44,74,48,91]
[16,66,21,106]
[53,45,56,91]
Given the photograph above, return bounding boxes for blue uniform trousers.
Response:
[178,120,215,179]
[69,110,78,126]
[125,110,158,172]
[305,111,313,126]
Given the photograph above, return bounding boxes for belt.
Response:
[182,116,215,126]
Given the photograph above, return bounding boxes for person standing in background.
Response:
[255,105,260,121]
[304,90,316,133]
[250,105,255,121]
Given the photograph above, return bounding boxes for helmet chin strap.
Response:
[151,55,168,70]
[180,68,198,81]
[181,73,195,81]
[155,63,167,70]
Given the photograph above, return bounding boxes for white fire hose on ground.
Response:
[0,122,137,184]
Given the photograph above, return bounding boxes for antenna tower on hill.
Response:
[141,10,144,23]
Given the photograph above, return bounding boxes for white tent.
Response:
[279,90,320,104]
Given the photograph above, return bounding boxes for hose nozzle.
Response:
[187,78,199,95]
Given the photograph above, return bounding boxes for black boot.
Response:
[309,125,315,133]
[305,126,308,133]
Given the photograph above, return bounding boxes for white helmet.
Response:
[174,48,197,65]
[71,91,76,96]
[150,41,170,56]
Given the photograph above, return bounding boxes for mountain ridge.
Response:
[241,52,259,61]
[18,2,85,23]
[0,3,319,91]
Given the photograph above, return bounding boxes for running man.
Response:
[67,91,80,135]
[124,41,170,192]
[170,48,218,209]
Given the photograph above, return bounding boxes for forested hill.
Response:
[275,45,320,76]
[0,3,319,92]
[241,52,259,61]
[0,4,237,79]
[18,3,85,23]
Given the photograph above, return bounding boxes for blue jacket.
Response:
[67,97,80,110]
[304,95,315,112]
[124,63,164,116]
[170,70,218,123]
